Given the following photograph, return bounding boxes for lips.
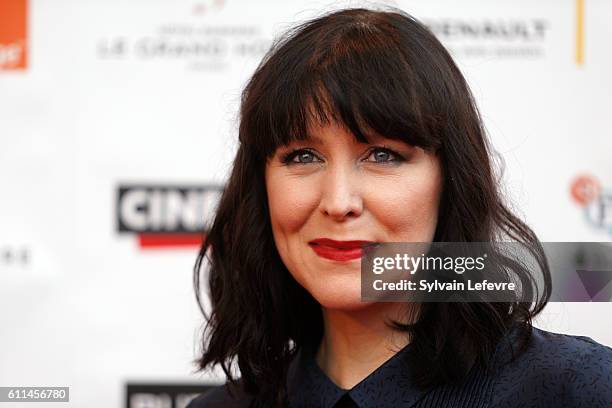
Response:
[308,238,378,262]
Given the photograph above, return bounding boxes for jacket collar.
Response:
[286,341,429,408]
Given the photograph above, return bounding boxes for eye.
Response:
[280,148,322,165]
[364,146,405,164]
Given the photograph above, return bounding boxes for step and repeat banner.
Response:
[1,0,611,407]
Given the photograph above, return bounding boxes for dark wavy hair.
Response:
[193,6,551,406]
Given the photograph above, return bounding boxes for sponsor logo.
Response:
[426,19,548,41]
[96,3,270,72]
[116,184,223,249]
[126,383,215,408]
[0,0,28,70]
[570,174,612,235]
[423,18,550,59]
[425,0,586,65]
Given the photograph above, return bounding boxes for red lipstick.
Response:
[308,238,378,262]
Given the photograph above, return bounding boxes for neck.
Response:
[315,302,414,390]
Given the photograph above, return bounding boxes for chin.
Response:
[312,286,373,311]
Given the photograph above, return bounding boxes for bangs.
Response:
[240,9,446,160]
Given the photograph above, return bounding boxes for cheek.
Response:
[266,172,319,236]
[367,162,442,238]
[265,171,321,291]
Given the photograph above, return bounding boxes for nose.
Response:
[318,165,364,220]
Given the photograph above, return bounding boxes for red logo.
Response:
[570,174,601,206]
[117,184,223,250]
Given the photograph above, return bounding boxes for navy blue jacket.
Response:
[187,325,612,407]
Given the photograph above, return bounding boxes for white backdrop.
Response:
[1,0,611,407]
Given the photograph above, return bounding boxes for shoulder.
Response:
[525,326,612,372]
[537,328,612,406]
[185,382,255,408]
[491,325,612,407]
[520,325,611,356]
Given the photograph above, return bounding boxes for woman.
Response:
[188,7,612,408]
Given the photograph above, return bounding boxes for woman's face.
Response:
[265,120,443,310]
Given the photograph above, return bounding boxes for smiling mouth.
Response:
[308,239,379,262]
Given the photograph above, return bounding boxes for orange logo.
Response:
[0,0,28,70]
